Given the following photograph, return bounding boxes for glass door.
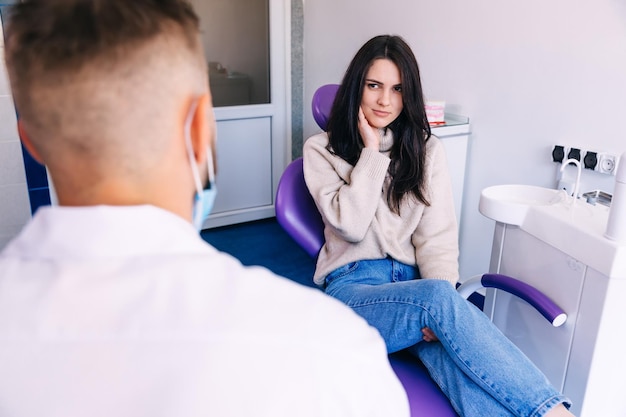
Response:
[191,0,289,229]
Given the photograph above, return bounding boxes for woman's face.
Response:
[360,58,403,129]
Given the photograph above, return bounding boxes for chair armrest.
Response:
[457,274,567,327]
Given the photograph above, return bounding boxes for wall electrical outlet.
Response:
[567,147,582,162]
[552,145,566,163]
[597,153,617,175]
[583,151,598,170]
[553,145,618,176]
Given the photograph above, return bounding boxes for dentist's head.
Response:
[4,0,217,225]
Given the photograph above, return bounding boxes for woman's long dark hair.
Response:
[326,35,431,212]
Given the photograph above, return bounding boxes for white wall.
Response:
[0,19,30,250]
[303,0,626,279]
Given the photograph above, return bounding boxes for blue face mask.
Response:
[184,100,218,230]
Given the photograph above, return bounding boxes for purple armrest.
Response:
[457,274,567,327]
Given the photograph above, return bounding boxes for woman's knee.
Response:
[416,279,467,306]
[419,278,457,295]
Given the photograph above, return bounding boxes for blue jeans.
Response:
[324,258,571,417]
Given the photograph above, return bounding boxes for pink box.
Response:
[426,100,445,125]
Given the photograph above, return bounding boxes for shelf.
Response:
[431,114,470,136]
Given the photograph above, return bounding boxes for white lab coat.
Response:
[0,206,408,417]
[0,205,408,417]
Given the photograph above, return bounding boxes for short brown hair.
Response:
[5,0,200,79]
[4,0,206,169]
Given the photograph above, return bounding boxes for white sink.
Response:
[479,184,565,226]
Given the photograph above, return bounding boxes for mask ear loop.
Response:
[206,142,216,187]
[183,99,203,196]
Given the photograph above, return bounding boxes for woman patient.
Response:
[303,34,575,417]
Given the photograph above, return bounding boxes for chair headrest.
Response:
[311,84,340,131]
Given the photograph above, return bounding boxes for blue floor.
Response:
[201,217,484,309]
[201,217,318,288]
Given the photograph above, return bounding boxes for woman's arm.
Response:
[411,138,460,285]
[303,134,390,243]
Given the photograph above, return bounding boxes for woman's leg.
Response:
[325,259,571,417]
[408,341,514,416]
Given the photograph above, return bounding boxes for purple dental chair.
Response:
[274,84,567,416]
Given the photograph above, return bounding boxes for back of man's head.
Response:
[4,0,208,186]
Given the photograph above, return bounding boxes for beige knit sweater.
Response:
[303,130,459,286]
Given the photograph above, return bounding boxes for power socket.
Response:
[567,147,582,162]
[552,145,566,163]
[583,151,598,170]
[552,145,618,176]
[597,153,617,175]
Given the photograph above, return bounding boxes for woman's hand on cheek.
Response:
[358,106,380,151]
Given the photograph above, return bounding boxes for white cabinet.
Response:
[485,224,585,390]
[433,114,470,226]
[483,200,626,417]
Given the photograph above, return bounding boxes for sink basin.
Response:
[479,184,565,226]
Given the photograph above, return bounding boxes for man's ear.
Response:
[17,119,44,164]
[189,93,212,165]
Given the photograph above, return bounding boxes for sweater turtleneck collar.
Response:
[379,128,394,153]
